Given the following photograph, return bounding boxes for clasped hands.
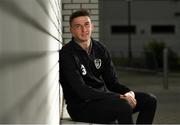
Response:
[120,91,137,109]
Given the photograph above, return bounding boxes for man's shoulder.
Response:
[59,41,75,59]
[60,41,73,52]
[92,39,108,51]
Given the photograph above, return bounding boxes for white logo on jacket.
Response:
[94,59,101,69]
[80,64,87,75]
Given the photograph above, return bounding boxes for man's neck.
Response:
[75,39,91,54]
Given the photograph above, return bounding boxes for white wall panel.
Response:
[0,0,62,123]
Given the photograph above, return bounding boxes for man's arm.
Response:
[101,48,131,94]
[101,47,137,108]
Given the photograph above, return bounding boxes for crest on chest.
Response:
[94,58,102,69]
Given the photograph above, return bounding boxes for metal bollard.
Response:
[163,48,168,89]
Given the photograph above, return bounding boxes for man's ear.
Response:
[70,26,73,33]
[91,23,95,30]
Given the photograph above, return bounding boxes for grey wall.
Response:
[100,0,180,57]
[0,0,62,123]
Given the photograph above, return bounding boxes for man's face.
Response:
[70,16,94,43]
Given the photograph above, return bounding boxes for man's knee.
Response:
[148,93,157,108]
[117,99,133,115]
[142,93,157,109]
[135,92,157,109]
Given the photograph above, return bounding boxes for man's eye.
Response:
[75,25,81,29]
[85,23,90,27]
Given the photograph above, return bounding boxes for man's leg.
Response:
[67,95,134,124]
[134,92,157,124]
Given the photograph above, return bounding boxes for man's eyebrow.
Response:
[73,21,90,25]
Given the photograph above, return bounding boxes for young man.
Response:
[60,9,157,124]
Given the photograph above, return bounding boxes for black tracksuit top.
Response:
[60,38,130,104]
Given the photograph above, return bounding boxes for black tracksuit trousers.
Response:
[67,92,157,124]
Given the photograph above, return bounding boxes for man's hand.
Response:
[120,91,137,109]
[125,91,135,98]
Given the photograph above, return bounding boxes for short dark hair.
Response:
[69,9,90,26]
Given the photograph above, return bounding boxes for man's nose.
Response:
[81,25,87,31]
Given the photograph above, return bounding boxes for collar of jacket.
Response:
[71,37,93,53]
